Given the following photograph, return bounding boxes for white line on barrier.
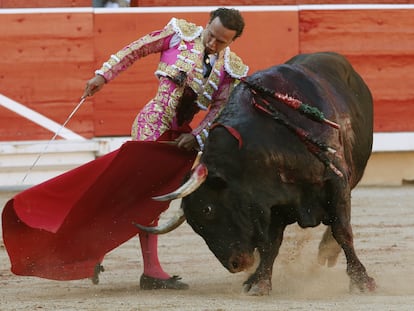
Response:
[0,94,85,141]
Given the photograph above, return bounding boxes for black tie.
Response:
[203,53,212,78]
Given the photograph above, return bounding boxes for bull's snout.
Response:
[228,252,255,273]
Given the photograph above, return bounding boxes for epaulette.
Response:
[224,48,249,79]
[168,18,204,42]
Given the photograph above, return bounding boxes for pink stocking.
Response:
[139,230,170,280]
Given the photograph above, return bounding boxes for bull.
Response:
[137,52,376,295]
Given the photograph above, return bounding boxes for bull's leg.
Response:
[330,221,376,292]
[318,226,342,267]
[328,183,376,292]
[243,225,286,296]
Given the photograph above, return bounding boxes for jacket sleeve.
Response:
[192,75,239,150]
[95,25,176,82]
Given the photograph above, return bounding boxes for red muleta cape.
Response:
[2,136,196,281]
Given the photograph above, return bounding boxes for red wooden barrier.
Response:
[0,11,95,140]
[299,8,414,132]
[0,0,90,7]
[133,1,414,5]
[0,7,413,141]
[1,1,410,7]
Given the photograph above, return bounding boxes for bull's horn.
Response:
[152,163,208,201]
[133,208,185,234]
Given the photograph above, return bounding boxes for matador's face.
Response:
[203,17,236,55]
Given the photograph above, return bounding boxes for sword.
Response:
[21,96,87,183]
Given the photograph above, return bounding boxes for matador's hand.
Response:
[175,133,199,151]
[82,75,106,99]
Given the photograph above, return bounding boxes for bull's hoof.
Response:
[90,263,105,285]
[350,276,376,293]
[243,279,271,296]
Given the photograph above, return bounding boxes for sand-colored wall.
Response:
[361,151,414,186]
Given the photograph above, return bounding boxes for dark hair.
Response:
[209,8,245,39]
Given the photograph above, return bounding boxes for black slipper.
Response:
[140,274,189,290]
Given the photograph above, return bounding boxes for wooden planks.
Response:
[131,0,414,5]
[1,0,413,6]
[0,0,90,7]
[299,9,414,132]
[0,12,95,140]
[0,7,413,141]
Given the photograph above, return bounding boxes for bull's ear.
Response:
[206,174,227,190]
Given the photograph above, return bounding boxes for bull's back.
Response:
[285,52,373,186]
[219,52,373,186]
[286,52,373,124]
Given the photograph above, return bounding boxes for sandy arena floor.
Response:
[1,186,414,310]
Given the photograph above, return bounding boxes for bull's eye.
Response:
[202,205,215,219]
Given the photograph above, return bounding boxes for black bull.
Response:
[141,52,376,295]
